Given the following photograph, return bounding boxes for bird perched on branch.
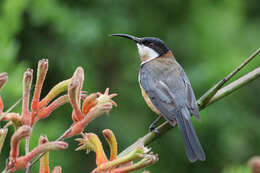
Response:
[111,33,205,162]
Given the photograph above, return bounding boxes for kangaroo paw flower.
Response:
[103,129,117,161]
[38,95,69,119]
[12,141,68,171]
[112,153,158,173]
[97,88,117,107]
[39,79,71,109]
[69,67,84,122]
[31,59,48,124]
[9,126,32,162]
[21,69,33,125]
[82,93,98,115]
[75,133,108,166]
[65,102,115,138]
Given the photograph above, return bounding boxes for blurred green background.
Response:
[0,0,260,172]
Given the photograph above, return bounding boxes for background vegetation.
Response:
[0,0,260,172]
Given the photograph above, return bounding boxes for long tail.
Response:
[176,108,206,162]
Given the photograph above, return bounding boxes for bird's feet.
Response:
[148,116,162,137]
[149,125,161,137]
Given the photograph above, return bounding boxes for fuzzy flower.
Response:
[64,88,117,138]
[76,130,158,173]
[9,141,68,172]
[9,126,32,163]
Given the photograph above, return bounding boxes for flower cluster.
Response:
[0,59,158,173]
[76,130,158,173]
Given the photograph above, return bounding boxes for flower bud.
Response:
[10,126,32,161]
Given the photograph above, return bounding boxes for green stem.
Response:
[197,48,260,108]
[206,67,260,106]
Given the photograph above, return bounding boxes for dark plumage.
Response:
[140,37,169,56]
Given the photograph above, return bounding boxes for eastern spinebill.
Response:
[111,33,205,162]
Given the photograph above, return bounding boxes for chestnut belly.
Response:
[140,84,161,116]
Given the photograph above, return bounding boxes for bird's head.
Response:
[111,33,170,62]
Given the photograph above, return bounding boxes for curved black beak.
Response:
[110,33,142,44]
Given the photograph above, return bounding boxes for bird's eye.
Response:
[149,43,154,47]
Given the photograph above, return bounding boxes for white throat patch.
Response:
[137,44,159,61]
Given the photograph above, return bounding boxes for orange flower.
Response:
[65,88,117,138]
[31,59,48,124]
[21,69,33,126]
[76,130,158,173]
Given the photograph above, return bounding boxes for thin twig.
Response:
[27,154,41,171]
[197,48,260,109]
[223,48,260,83]
[55,128,71,141]
[206,67,260,106]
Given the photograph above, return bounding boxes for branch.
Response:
[206,67,260,106]
[197,48,260,109]
[119,48,260,157]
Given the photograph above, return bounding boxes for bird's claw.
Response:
[149,127,161,137]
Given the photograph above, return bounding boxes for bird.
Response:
[111,33,206,162]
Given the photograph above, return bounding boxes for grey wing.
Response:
[140,66,182,125]
[181,70,200,120]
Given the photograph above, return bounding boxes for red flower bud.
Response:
[21,69,33,125]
